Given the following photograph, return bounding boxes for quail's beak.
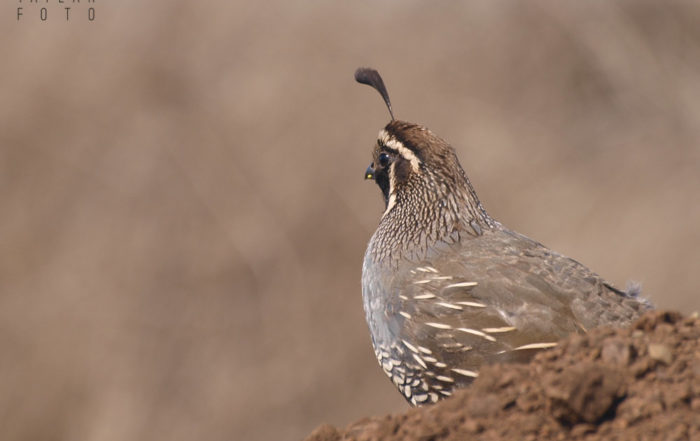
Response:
[365,163,375,180]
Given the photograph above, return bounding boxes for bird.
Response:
[355,67,652,406]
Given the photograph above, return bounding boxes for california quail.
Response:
[356,67,652,406]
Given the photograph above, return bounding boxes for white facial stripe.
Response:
[378,129,420,172]
[382,161,397,218]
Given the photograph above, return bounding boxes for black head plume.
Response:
[355,67,395,121]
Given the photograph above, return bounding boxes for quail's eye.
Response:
[378,153,390,167]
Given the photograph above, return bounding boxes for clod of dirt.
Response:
[305,311,700,441]
[544,363,625,425]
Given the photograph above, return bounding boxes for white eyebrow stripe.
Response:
[378,129,421,172]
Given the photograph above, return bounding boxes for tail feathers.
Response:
[625,280,642,297]
[625,280,654,310]
[605,280,653,310]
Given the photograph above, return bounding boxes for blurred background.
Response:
[1,1,699,440]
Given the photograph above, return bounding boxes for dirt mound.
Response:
[305,311,700,441]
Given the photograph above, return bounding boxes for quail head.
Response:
[355,67,652,406]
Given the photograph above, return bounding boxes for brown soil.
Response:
[305,311,700,441]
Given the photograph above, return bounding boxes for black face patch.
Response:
[371,148,416,209]
[371,148,396,206]
[375,165,391,206]
[371,131,425,209]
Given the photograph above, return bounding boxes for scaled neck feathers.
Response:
[368,160,496,265]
